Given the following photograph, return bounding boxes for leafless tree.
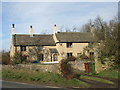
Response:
[28,46,50,62]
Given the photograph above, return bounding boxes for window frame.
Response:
[20,46,26,51]
[53,54,58,61]
[67,53,73,57]
[66,42,72,48]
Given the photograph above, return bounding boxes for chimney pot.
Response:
[54,24,56,27]
[12,24,14,28]
[29,25,33,37]
[12,24,15,35]
[30,26,32,28]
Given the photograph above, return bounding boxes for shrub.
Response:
[67,56,76,61]
[11,53,21,64]
[11,52,27,65]
[59,58,77,79]
[78,54,89,60]
[1,51,10,65]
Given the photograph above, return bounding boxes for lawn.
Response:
[74,68,119,79]
[2,68,90,88]
[80,75,115,85]
[96,70,119,79]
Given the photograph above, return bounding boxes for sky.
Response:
[0,1,118,51]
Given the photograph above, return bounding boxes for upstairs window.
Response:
[67,53,72,57]
[90,52,94,58]
[66,42,72,48]
[20,46,26,51]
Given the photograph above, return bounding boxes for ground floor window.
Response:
[37,54,44,61]
[51,54,58,61]
[90,52,94,56]
[53,54,58,61]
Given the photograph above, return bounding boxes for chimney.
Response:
[29,25,33,37]
[12,24,15,35]
[53,24,57,34]
[91,25,95,36]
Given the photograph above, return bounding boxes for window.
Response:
[90,52,94,56]
[20,46,26,51]
[53,54,58,61]
[37,54,44,61]
[90,52,94,59]
[66,42,72,48]
[67,53,72,57]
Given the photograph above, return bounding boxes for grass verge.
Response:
[96,70,119,79]
[2,69,90,88]
[74,69,119,79]
[80,75,115,85]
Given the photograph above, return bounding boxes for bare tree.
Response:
[81,19,92,32]
[65,27,71,32]
[0,50,10,64]
[28,46,50,62]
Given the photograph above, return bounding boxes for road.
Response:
[2,80,69,89]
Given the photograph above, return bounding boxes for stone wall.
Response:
[69,60,91,71]
[2,64,60,73]
[2,60,90,73]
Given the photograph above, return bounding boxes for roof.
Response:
[55,32,96,43]
[49,48,58,53]
[13,34,56,46]
[12,32,97,46]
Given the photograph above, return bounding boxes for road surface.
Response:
[2,80,68,89]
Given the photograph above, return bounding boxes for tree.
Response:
[81,15,120,67]
[81,19,92,32]
[1,50,10,65]
[28,46,50,62]
[59,56,76,79]
[12,52,22,64]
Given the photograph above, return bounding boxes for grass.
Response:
[0,71,2,79]
[96,70,119,79]
[2,68,90,88]
[80,75,115,85]
[74,68,119,79]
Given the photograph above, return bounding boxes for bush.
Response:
[67,56,76,61]
[11,53,21,64]
[59,58,78,79]
[1,51,10,65]
[11,52,27,65]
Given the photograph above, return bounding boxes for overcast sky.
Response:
[1,1,118,51]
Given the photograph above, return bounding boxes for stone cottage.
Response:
[10,24,96,62]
